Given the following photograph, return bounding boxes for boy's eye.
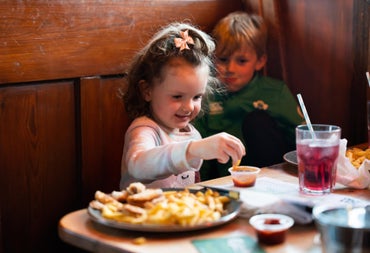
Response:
[217,57,228,63]
[236,58,248,64]
[172,95,182,99]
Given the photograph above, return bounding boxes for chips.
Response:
[89,182,231,227]
[345,147,370,168]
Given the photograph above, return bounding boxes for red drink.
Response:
[296,140,339,194]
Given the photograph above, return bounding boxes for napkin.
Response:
[238,190,313,225]
[336,139,370,189]
[235,174,370,225]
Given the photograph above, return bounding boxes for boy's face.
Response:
[215,47,266,92]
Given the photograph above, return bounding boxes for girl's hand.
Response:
[187,132,246,164]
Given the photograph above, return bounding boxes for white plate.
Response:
[283,150,298,165]
[87,188,242,232]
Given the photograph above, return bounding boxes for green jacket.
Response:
[194,73,304,180]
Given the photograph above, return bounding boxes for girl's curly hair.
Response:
[121,22,220,120]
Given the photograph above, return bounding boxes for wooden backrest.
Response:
[0,0,244,84]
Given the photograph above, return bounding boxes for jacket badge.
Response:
[253,100,269,110]
[209,102,224,115]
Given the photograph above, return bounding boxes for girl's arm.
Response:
[124,126,201,181]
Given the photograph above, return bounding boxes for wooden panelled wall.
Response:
[0,1,244,253]
[0,0,369,253]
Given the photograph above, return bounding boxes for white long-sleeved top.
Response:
[120,116,203,190]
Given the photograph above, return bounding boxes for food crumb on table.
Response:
[132,237,147,245]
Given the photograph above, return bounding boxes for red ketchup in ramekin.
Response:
[249,214,294,245]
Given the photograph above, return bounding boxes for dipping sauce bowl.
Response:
[249,214,294,245]
[228,166,260,187]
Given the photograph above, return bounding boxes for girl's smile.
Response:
[142,58,209,131]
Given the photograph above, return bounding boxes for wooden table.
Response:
[58,162,370,253]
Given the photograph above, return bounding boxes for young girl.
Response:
[120,22,245,189]
[195,12,304,180]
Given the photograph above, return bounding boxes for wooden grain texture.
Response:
[0,82,80,252]
[353,0,370,143]
[80,76,130,205]
[0,0,243,84]
[280,0,356,144]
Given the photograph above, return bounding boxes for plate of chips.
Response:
[87,183,242,232]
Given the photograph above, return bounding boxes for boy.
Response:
[195,12,304,180]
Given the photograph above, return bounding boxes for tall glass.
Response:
[296,124,341,195]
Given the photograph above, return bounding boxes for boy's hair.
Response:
[212,12,267,58]
[122,22,219,120]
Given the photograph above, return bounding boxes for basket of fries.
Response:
[336,139,370,189]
